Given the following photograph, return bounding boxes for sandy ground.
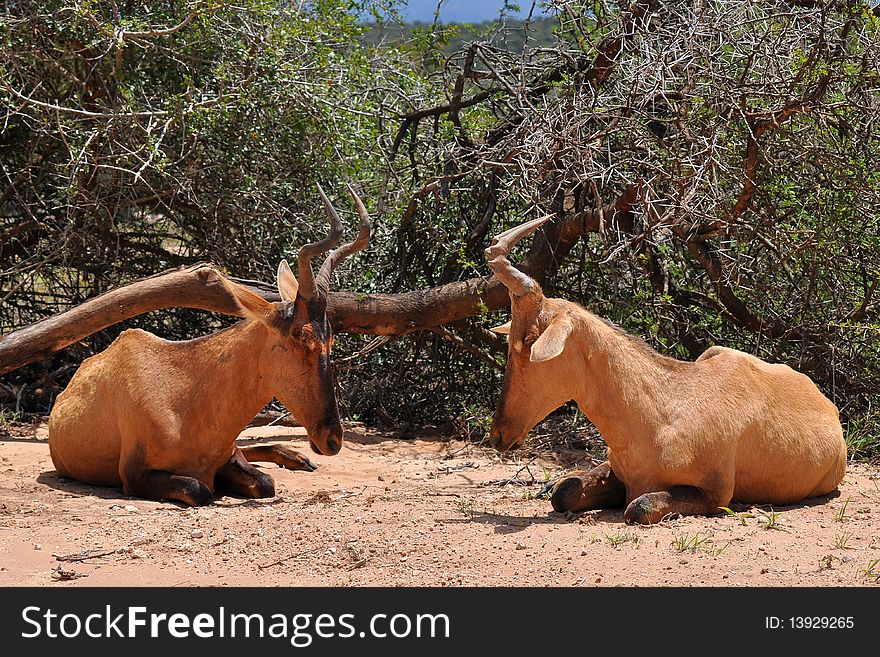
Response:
[1,420,878,588]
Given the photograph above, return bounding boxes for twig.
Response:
[267,411,292,426]
[258,546,322,569]
[436,461,480,475]
[335,336,395,367]
[52,539,153,562]
[53,548,118,562]
[335,488,366,501]
[51,565,88,580]
[483,462,540,487]
[430,327,503,371]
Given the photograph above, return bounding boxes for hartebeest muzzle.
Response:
[309,423,343,456]
[488,414,528,452]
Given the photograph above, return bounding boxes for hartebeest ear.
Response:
[489,321,511,335]
[221,277,278,325]
[277,259,300,302]
[530,315,573,363]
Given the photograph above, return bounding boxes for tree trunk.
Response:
[0,264,239,376]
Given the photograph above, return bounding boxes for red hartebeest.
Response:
[484,215,847,524]
[47,184,370,506]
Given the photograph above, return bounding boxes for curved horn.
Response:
[316,184,372,296]
[484,214,554,296]
[297,183,345,300]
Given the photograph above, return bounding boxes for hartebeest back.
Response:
[485,215,847,524]
[48,184,371,506]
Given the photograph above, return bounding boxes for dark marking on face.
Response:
[306,312,333,345]
[273,297,334,348]
[315,352,336,398]
[275,302,297,324]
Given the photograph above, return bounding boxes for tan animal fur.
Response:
[48,185,370,506]
[485,216,847,524]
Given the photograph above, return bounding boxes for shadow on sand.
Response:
[435,487,842,533]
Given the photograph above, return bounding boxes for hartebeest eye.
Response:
[291,323,331,353]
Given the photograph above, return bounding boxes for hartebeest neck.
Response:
[175,320,277,435]
[567,311,688,452]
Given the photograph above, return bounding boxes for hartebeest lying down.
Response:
[484,215,847,524]
[48,185,370,506]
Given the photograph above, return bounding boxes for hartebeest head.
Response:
[485,214,579,451]
[221,184,370,456]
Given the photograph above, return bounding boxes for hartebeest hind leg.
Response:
[238,444,317,472]
[549,461,626,513]
[623,486,722,525]
[214,448,276,499]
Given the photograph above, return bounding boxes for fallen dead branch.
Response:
[52,538,153,562]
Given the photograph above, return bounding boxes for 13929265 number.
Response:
[789,616,854,629]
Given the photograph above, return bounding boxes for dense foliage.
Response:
[2,1,879,458]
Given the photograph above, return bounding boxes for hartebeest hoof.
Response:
[178,479,215,507]
[623,495,660,525]
[623,486,720,525]
[285,453,317,471]
[238,444,318,471]
[267,445,318,472]
[550,476,587,512]
[549,463,626,513]
[249,472,276,498]
[124,470,215,507]
[215,448,278,499]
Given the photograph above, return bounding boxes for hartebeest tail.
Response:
[48,185,371,506]
[485,215,847,524]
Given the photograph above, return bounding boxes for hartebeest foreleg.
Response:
[551,464,723,524]
[622,486,723,525]
[119,442,215,506]
[124,469,214,506]
[238,444,317,472]
[549,461,626,513]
